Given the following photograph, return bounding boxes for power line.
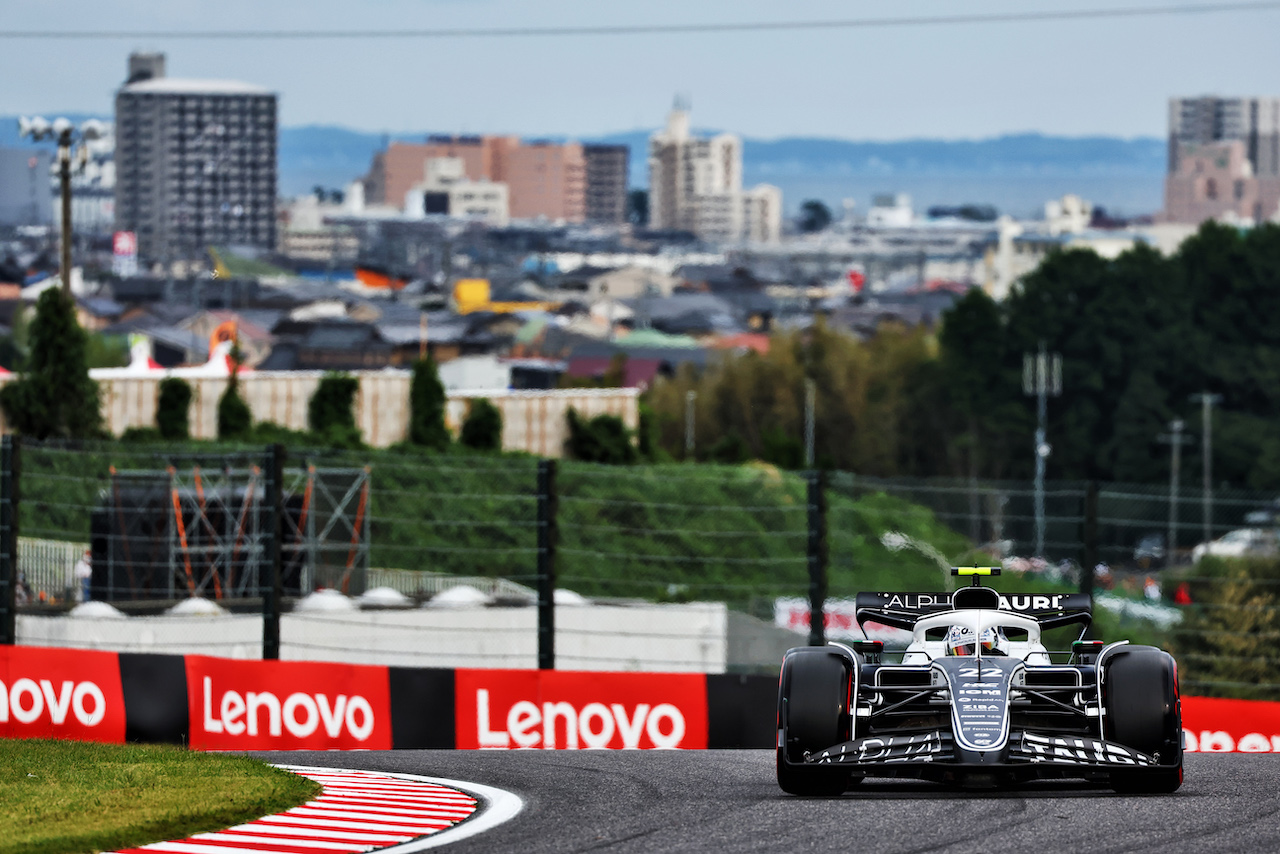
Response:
[3,2,1279,40]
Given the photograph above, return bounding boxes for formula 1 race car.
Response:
[776,567,1183,795]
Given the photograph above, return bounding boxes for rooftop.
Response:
[120,78,274,96]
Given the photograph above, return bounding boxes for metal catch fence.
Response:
[1,437,1278,693]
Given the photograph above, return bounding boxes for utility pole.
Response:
[1189,392,1222,544]
[804,378,816,468]
[684,390,697,459]
[1022,342,1061,557]
[1158,419,1193,567]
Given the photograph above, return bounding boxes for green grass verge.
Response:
[0,739,319,854]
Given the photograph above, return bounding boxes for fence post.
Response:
[536,459,558,670]
[263,443,285,660]
[0,435,19,645]
[806,469,828,647]
[1079,480,1099,611]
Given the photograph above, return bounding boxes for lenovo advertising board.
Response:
[1183,695,1280,753]
[457,669,708,750]
[185,656,392,750]
[0,645,126,743]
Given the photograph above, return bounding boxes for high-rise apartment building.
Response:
[1168,96,1280,177]
[114,52,278,265]
[1164,96,1280,224]
[647,105,780,243]
[583,144,629,224]
[363,135,586,223]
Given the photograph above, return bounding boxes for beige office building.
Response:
[648,105,780,243]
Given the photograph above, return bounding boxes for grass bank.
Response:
[0,739,319,854]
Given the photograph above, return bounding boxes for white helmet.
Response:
[946,625,1009,656]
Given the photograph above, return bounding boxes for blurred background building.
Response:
[361,134,604,223]
[648,103,781,243]
[0,149,53,228]
[114,52,278,267]
[1164,96,1280,224]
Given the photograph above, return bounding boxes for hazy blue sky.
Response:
[3,0,1279,140]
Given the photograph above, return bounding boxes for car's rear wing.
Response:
[854,590,1093,631]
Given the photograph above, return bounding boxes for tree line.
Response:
[647,221,1280,490]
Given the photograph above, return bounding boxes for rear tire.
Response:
[777,648,854,796]
[1104,646,1183,794]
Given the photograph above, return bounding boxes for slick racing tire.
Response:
[777,648,856,796]
[1104,646,1183,794]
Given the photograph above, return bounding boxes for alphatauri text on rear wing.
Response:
[853,589,1093,631]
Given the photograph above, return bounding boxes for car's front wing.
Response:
[804,731,1156,771]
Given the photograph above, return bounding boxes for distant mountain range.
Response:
[1,116,1168,217]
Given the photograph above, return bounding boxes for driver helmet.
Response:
[946,625,1009,656]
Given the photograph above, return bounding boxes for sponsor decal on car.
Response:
[0,646,125,742]
[185,656,392,750]
[1015,732,1152,766]
[935,659,1022,752]
[456,669,708,750]
[861,592,1089,614]
[813,731,945,764]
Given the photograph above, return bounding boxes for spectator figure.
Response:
[74,549,92,603]
[1174,582,1193,606]
[1144,575,1161,602]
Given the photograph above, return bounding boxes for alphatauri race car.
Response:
[777,567,1182,795]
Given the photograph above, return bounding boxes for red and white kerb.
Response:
[112,766,480,854]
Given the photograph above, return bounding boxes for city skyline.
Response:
[3,1,1280,142]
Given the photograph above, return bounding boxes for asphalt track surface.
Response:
[254,751,1276,854]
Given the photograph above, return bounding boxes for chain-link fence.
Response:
[3,438,1279,692]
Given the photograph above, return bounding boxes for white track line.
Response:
[110,765,523,854]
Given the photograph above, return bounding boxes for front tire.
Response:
[777,648,854,796]
[1104,646,1183,793]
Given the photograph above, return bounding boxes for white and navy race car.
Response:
[777,567,1182,795]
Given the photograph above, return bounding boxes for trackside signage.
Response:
[1182,696,1280,753]
[185,656,392,750]
[456,669,708,750]
[0,646,126,742]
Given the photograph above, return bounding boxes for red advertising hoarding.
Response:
[1182,695,1280,753]
[0,646,126,743]
[456,669,708,750]
[185,656,392,750]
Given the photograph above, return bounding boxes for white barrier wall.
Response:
[0,371,639,455]
[16,601,728,673]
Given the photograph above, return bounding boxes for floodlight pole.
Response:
[18,117,103,296]
[1022,342,1061,557]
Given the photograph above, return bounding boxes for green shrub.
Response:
[460,398,503,451]
[308,372,362,448]
[157,377,192,440]
[120,426,163,443]
[565,408,637,464]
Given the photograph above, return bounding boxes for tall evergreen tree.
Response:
[0,288,102,439]
[217,352,252,441]
[409,357,451,450]
[156,377,193,440]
